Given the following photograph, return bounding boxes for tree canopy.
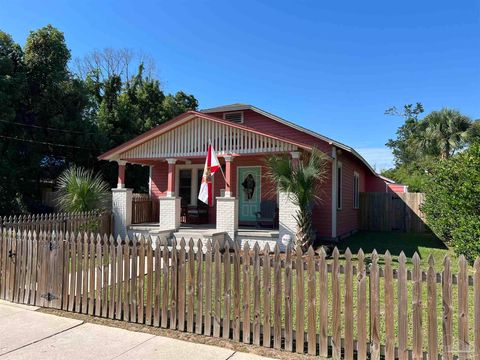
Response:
[383,103,477,192]
[0,25,198,215]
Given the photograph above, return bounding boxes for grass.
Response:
[337,231,461,272]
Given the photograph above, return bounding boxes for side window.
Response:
[353,172,360,209]
[337,162,342,210]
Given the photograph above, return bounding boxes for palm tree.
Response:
[56,166,110,212]
[417,108,471,159]
[265,148,327,252]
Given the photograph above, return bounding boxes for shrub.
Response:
[422,143,480,262]
[56,166,109,213]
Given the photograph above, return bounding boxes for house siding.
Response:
[145,107,385,240]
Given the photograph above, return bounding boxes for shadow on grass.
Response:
[336,231,447,259]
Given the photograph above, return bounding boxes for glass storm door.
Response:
[238,167,261,222]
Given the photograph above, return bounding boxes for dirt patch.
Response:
[37,308,316,360]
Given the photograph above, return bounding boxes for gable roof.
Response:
[98,110,313,161]
[202,104,378,175]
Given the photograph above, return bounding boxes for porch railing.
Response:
[132,194,158,224]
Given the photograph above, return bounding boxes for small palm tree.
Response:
[56,166,110,212]
[265,149,327,252]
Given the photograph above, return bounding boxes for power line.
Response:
[0,119,124,137]
[0,134,98,150]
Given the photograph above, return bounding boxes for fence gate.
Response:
[39,233,64,309]
[0,232,64,308]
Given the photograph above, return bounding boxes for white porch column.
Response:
[278,191,299,244]
[112,187,133,238]
[278,151,301,244]
[159,158,181,231]
[159,197,181,231]
[216,196,238,244]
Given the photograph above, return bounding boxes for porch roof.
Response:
[98,111,313,162]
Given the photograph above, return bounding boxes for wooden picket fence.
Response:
[1,230,480,360]
[132,194,155,224]
[0,211,112,236]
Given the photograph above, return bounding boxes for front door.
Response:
[238,167,261,222]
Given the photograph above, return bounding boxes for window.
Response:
[223,111,244,123]
[179,169,192,206]
[353,172,360,209]
[337,162,342,210]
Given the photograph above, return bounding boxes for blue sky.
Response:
[2,0,479,170]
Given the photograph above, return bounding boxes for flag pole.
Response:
[209,139,229,187]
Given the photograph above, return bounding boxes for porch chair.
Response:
[255,200,278,229]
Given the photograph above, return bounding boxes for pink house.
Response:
[99,104,387,244]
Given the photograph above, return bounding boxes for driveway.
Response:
[0,301,270,360]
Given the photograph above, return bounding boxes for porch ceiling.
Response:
[99,111,312,162]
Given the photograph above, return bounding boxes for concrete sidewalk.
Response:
[0,301,271,360]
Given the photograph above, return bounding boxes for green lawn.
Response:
[337,231,461,272]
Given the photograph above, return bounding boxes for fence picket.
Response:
[137,236,145,323]
[357,249,367,360]
[222,241,231,339]
[187,238,195,333]
[95,235,102,317]
[344,248,353,360]
[213,239,221,337]
[427,255,438,360]
[370,250,380,360]
[204,240,212,336]
[263,243,271,348]
[242,243,251,344]
[146,237,153,326]
[178,238,186,331]
[318,247,328,357]
[130,237,138,323]
[154,237,161,327]
[115,237,123,320]
[195,239,204,335]
[384,251,394,360]
[253,243,261,346]
[332,247,341,358]
[233,241,241,341]
[161,238,169,328]
[123,236,131,322]
[398,252,408,360]
[307,246,316,355]
[109,235,116,319]
[442,256,453,360]
[458,255,469,360]
[273,244,282,350]
[412,252,422,360]
[474,258,480,359]
[296,244,305,354]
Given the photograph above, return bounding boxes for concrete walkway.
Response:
[0,301,271,360]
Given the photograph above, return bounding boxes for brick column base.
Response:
[112,188,133,238]
[278,191,299,246]
[159,197,181,231]
[216,197,238,244]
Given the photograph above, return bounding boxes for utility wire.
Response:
[0,119,124,137]
[0,134,98,150]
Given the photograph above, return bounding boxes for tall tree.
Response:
[0,31,28,213]
[417,108,472,159]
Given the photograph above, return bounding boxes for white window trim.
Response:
[337,162,343,210]
[175,164,211,206]
[223,111,244,124]
[353,171,360,209]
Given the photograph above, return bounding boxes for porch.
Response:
[104,112,310,243]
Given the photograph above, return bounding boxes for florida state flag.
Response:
[198,144,220,206]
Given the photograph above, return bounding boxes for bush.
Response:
[422,143,480,262]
